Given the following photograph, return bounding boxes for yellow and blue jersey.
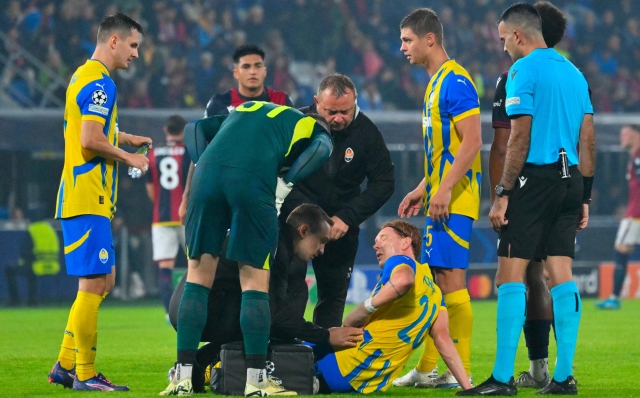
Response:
[334,255,444,393]
[55,59,119,220]
[423,59,482,220]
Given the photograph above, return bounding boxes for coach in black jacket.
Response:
[281,73,395,328]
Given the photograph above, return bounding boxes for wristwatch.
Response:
[494,184,512,198]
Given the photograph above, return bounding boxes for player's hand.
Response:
[577,203,589,231]
[429,188,451,223]
[275,177,293,216]
[489,196,509,231]
[120,131,153,149]
[179,197,188,225]
[398,187,423,218]
[125,153,150,176]
[328,327,364,348]
[330,216,349,240]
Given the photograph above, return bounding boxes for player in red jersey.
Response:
[146,115,191,320]
[204,45,293,117]
[596,125,640,310]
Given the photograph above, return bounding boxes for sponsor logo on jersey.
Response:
[505,97,520,107]
[518,176,528,187]
[99,248,109,264]
[345,147,354,162]
[88,104,109,115]
[511,69,518,80]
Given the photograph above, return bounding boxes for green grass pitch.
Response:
[1,299,639,397]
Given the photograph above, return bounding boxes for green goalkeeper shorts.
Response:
[185,163,277,270]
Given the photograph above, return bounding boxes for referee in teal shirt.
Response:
[459,3,596,396]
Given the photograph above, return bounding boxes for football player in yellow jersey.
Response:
[396,8,482,389]
[48,14,152,392]
[306,220,471,394]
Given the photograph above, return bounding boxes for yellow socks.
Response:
[57,301,76,371]
[72,291,104,381]
[445,289,473,376]
[416,331,439,373]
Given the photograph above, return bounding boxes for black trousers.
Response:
[5,265,37,306]
[311,228,359,328]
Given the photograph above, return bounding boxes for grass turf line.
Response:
[1,299,638,397]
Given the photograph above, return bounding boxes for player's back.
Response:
[334,256,443,393]
[148,140,191,226]
[199,101,325,183]
[56,59,119,219]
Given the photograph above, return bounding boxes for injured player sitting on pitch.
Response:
[305,220,472,394]
[167,204,364,392]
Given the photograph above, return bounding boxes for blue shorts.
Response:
[303,343,355,393]
[421,214,473,269]
[61,215,115,276]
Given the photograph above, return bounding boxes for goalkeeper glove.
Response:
[275,177,293,216]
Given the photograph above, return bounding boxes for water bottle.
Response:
[128,142,150,179]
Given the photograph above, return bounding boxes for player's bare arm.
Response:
[145,182,154,202]
[429,311,472,390]
[343,265,414,328]
[489,115,531,230]
[430,114,482,223]
[80,121,149,174]
[489,127,511,204]
[399,178,426,218]
[578,114,596,230]
[179,162,195,225]
[118,131,152,149]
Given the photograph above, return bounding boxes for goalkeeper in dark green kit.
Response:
[161,101,333,397]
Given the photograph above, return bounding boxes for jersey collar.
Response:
[87,59,110,76]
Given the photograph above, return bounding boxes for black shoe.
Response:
[536,376,578,395]
[456,375,517,396]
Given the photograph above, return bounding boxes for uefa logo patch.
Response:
[92,90,108,106]
[99,248,109,264]
[344,147,354,163]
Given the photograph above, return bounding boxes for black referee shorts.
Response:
[498,165,583,260]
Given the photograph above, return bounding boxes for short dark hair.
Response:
[400,8,443,44]
[534,1,567,48]
[286,204,334,234]
[317,73,357,97]
[97,13,143,43]
[166,115,187,135]
[626,125,640,134]
[381,220,422,260]
[306,113,331,135]
[498,3,542,34]
[232,44,265,64]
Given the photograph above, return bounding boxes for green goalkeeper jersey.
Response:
[197,101,331,184]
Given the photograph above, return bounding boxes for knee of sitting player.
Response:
[615,244,634,254]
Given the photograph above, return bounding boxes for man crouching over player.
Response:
[306,221,471,394]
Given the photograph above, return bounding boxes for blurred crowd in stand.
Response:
[2,0,640,112]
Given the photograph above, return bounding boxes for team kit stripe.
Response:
[64,229,92,254]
